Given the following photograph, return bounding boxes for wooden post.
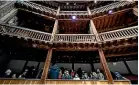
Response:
[51,20,58,41]
[87,6,113,83]
[87,6,100,41]
[98,48,114,84]
[41,49,53,82]
[51,6,60,41]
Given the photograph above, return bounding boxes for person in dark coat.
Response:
[49,64,60,79]
[77,68,82,78]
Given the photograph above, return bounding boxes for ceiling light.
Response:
[72,15,76,20]
[74,3,76,5]
[94,0,97,3]
[108,10,113,14]
[66,3,69,5]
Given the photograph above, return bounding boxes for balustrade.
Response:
[0,23,137,43]
[17,1,57,15]
[0,24,52,42]
[91,1,134,15]
[59,11,88,15]
[0,2,15,19]
[99,26,138,42]
[54,34,97,43]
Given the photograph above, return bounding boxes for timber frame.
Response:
[0,1,138,84]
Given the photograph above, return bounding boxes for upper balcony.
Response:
[0,23,137,44]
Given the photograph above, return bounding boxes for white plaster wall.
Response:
[74,63,91,72]
[126,60,138,75]
[7,60,26,73]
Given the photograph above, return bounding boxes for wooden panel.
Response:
[0,79,131,84]
[3,80,11,84]
[0,80,5,84]
[95,81,109,84]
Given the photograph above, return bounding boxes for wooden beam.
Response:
[98,48,113,84]
[41,49,53,81]
[106,52,138,57]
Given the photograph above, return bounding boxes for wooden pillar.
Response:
[51,20,58,41]
[87,6,100,41]
[98,48,113,84]
[51,6,60,41]
[41,49,53,81]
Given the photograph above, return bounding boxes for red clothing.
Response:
[71,72,75,77]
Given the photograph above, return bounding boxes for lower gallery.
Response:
[0,0,138,85]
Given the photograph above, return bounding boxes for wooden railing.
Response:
[91,1,134,15]
[53,34,97,43]
[0,79,131,84]
[0,24,52,42]
[59,11,88,15]
[17,1,57,15]
[0,24,138,43]
[99,26,138,42]
[0,1,15,19]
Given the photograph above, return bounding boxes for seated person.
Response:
[90,72,98,79]
[4,69,12,78]
[49,64,60,79]
[82,72,89,80]
[73,74,80,80]
[115,72,127,80]
[96,69,104,80]
[62,70,72,79]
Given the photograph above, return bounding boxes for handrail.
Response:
[0,24,137,43]
[0,2,15,19]
[25,1,56,12]
[54,34,97,43]
[91,1,134,15]
[59,11,88,15]
[99,26,138,42]
[0,24,52,42]
[17,1,57,15]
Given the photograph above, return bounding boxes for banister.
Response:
[0,23,51,35]
[91,1,134,14]
[17,1,57,15]
[0,23,52,42]
[0,23,137,43]
[99,26,138,42]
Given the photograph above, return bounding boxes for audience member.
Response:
[49,64,60,79]
[96,69,104,80]
[77,68,82,78]
[70,69,75,78]
[62,70,72,79]
[4,69,12,78]
[115,71,126,80]
[73,74,80,80]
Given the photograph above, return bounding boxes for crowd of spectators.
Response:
[48,64,127,80]
[3,64,127,80]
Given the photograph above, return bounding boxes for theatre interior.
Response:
[0,0,138,85]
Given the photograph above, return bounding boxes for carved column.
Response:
[41,49,52,81]
[51,6,60,41]
[98,48,113,84]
